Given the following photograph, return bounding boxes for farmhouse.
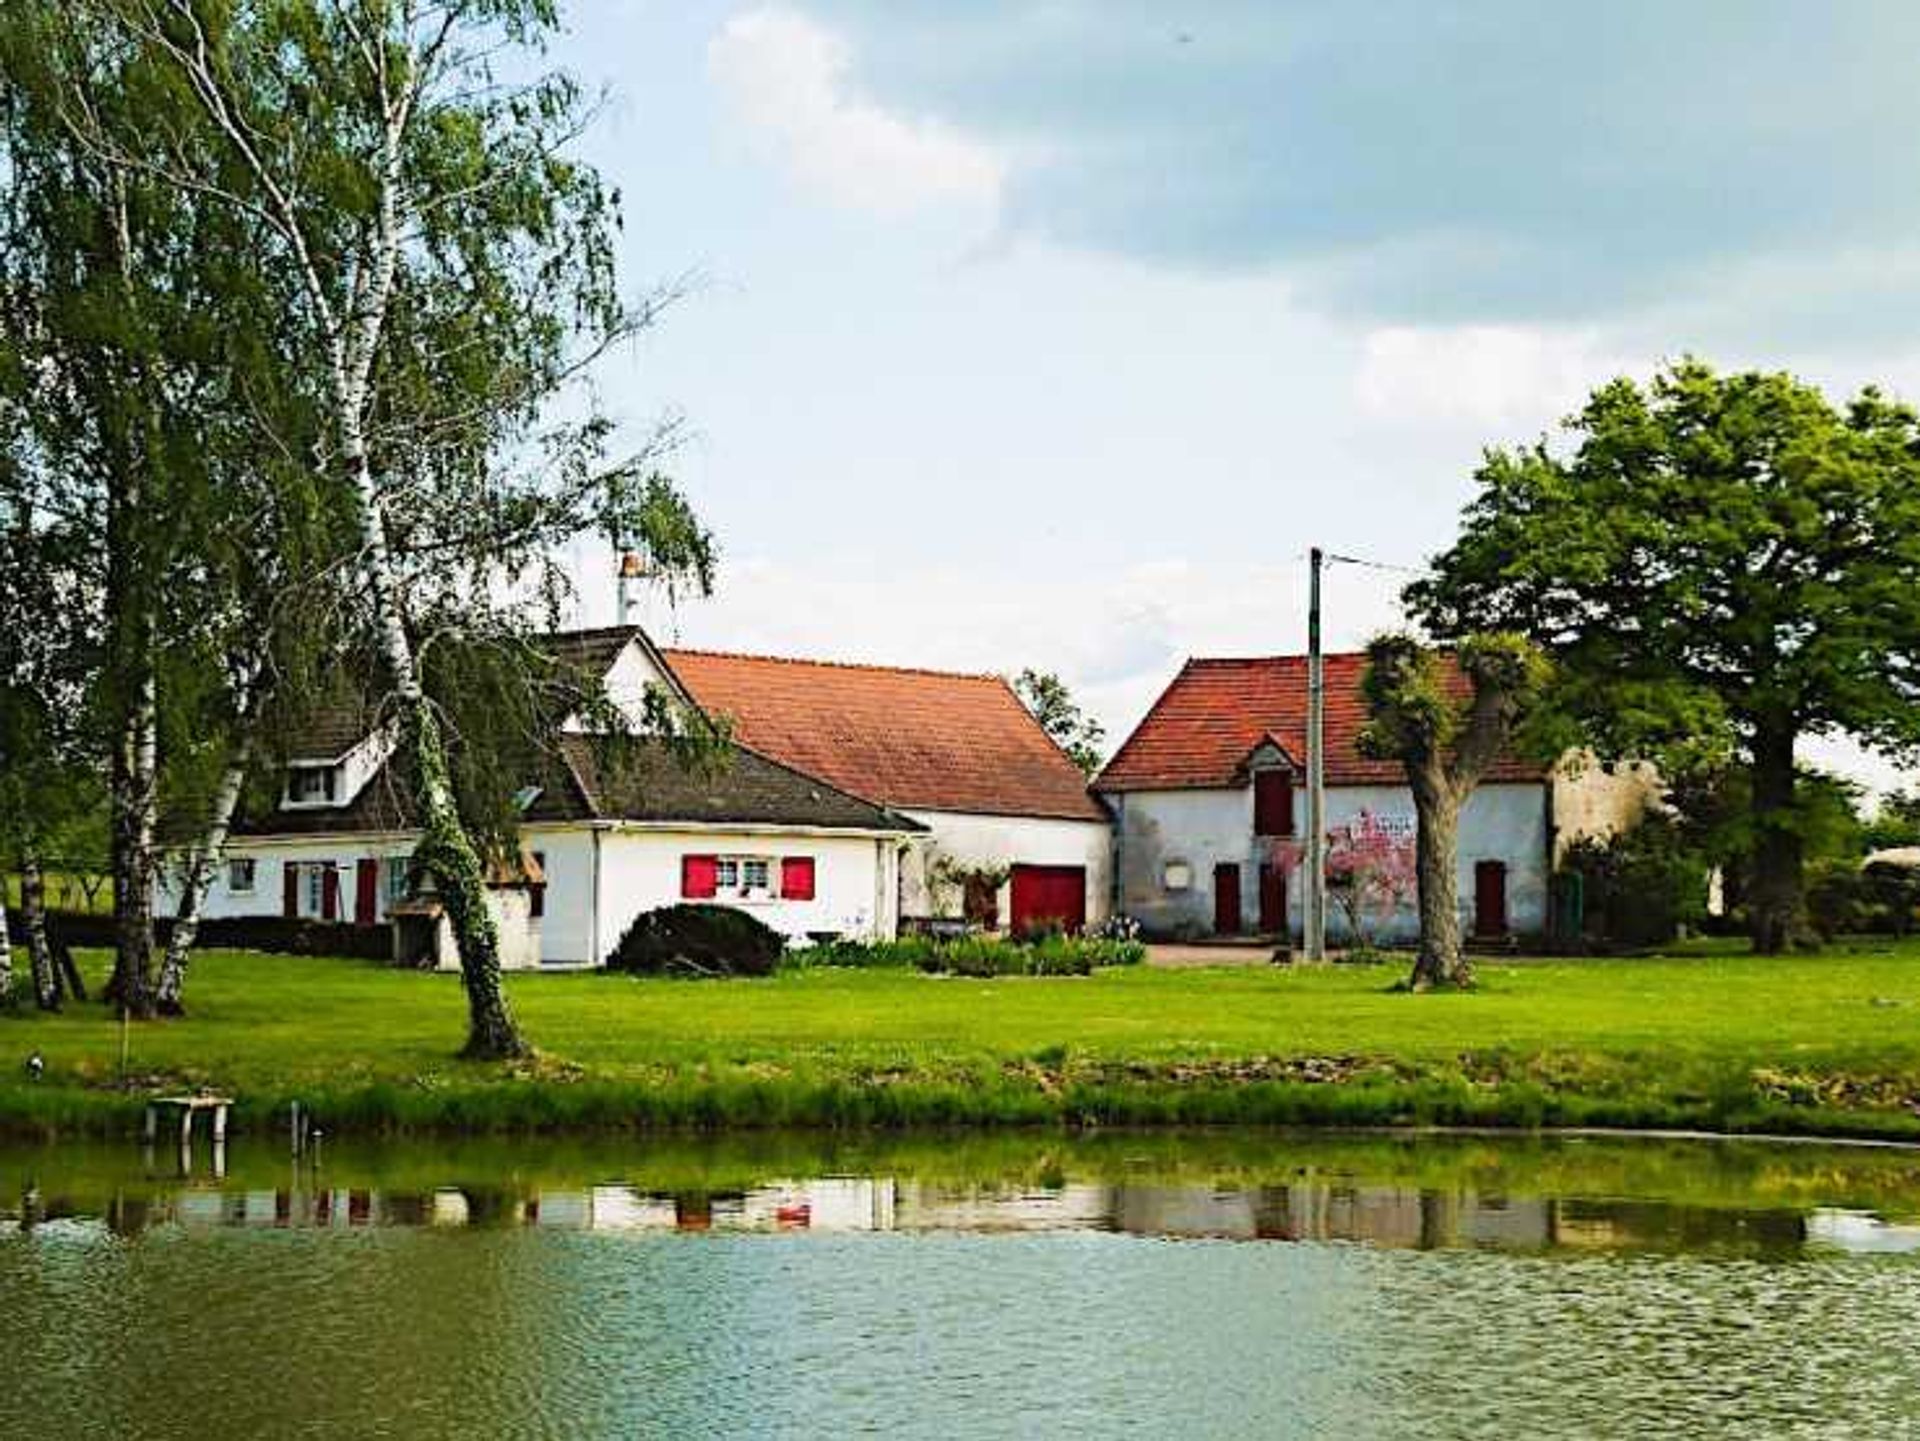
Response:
[662,649,1113,934]
[173,626,1108,966]
[1095,653,1653,945]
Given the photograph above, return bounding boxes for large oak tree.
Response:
[1408,361,1920,952]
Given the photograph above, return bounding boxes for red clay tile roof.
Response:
[662,649,1109,823]
[1094,653,1549,792]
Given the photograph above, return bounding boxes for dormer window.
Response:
[286,764,340,807]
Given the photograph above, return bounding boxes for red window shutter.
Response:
[321,864,339,921]
[283,862,299,919]
[781,856,816,901]
[1254,771,1295,837]
[682,854,718,899]
[355,858,379,926]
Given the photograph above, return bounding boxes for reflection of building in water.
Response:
[1807,1209,1920,1254]
[894,1182,1115,1233]
[0,1175,1840,1256]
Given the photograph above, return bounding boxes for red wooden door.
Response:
[1474,860,1508,936]
[1214,863,1242,935]
[1009,865,1086,935]
[1258,863,1286,935]
[355,858,380,926]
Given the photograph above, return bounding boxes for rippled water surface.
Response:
[4,1131,1920,1438]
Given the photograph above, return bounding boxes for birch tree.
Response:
[48,0,699,1055]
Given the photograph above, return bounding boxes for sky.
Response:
[541,1,1920,793]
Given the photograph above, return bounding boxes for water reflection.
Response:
[6,1133,1919,1256]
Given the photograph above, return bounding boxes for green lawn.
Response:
[4,940,1920,1138]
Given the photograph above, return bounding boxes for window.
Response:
[530,850,546,920]
[384,857,410,906]
[304,864,328,917]
[287,765,338,806]
[1254,769,1295,838]
[227,858,256,895]
[682,853,782,901]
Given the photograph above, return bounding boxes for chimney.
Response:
[616,550,645,626]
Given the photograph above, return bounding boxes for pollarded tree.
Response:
[1358,633,1553,990]
[1407,361,1920,953]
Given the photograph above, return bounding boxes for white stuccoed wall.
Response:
[897,810,1113,928]
[1114,780,1552,942]
[592,828,898,962]
[198,822,903,966]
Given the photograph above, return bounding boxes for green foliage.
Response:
[1409,359,1920,949]
[1805,859,1920,940]
[804,934,1147,976]
[1862,789,1920,853]
[607,905,787,978]
[1012,668,1106,777]
[1560,813,1709,948]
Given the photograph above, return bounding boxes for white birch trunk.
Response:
[156,734,253,1013]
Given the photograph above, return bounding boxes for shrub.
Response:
[605,905,785,977]
[800,933,1144,976]
[1560,815,1709,948]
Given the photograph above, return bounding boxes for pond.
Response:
[4,1129,1919,1438]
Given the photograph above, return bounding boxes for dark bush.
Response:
[41,911,393,959]
[1560,815,1709,948]
[605,904,786,977]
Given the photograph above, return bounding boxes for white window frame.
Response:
[227,857,257,895]
[302,863,330,918]
[284,763,340,809]
[718,854,776,902]
[384,856,409,909]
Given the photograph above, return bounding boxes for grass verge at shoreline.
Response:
[2,941,1919,1141]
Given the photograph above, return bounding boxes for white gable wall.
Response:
[899,810,1112,929]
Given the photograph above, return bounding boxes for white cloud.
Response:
[708,7,1005,218]
[1354,324,1638,431]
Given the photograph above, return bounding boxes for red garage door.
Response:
[1009,864,1087,936]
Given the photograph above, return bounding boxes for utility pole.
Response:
[1305,546,1327,961]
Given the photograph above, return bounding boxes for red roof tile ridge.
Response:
[663,646,1004,684]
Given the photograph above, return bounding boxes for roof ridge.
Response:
[543,624,644,642]
[663,645,1003,684]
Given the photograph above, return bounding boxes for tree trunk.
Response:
[0,886,11,1008]
[404,703,527,1059]
[1749,720,1802,955]
[346,418,527,1060]
[156,735,253,1015]
[1406,776,1469,990]
[107,658,159,1017]
[19,851,59,1011]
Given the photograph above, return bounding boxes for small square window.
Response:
[227,858,256,894]
[742,859,770,893]
[715,859,740,889]
[288,765,337,804]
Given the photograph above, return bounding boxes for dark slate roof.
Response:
[232,735,923,838]
[273,627,653,763]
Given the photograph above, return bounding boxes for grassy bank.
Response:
[3,940,1920,1139]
